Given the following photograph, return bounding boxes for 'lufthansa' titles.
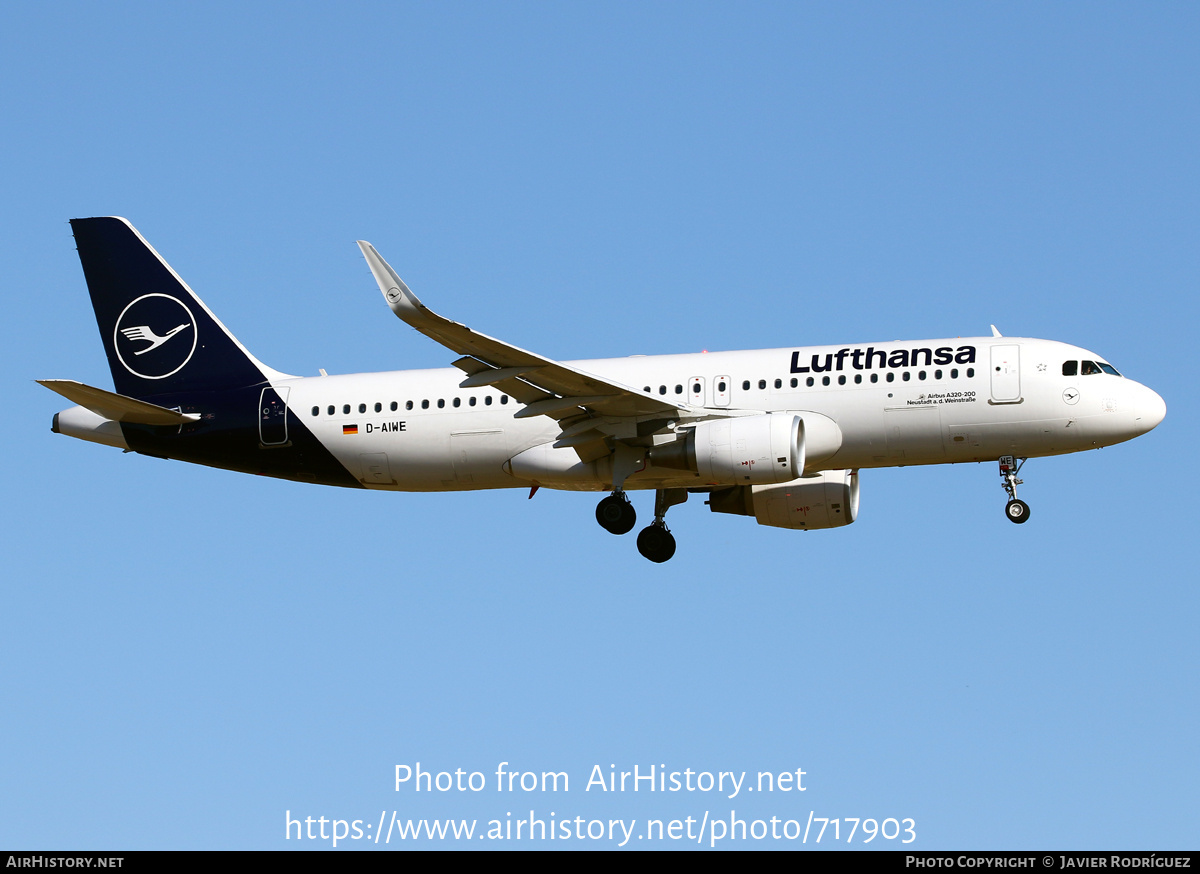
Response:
[790,345,977,374]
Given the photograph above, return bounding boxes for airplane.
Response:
[42,217,1166,562]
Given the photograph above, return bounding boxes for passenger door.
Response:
[990,345,1022,403]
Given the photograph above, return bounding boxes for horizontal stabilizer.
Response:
[38,379,200,425]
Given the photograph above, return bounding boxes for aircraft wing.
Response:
[357,242,688,426]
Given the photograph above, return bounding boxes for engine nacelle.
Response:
[650,413,804,486]
[708,469,860,530]
[794,411,842,471]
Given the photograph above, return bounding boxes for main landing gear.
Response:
[999,456,1030,524]
[636,525,675,563]
[596,491,636,535]
[637,489,688,563]
[595,488,688,562]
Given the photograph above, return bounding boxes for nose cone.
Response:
[1135,385,1166,434]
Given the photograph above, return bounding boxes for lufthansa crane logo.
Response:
[113,293,198,380]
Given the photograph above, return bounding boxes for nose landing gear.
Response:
[999,456,1030,524]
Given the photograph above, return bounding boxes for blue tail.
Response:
[70,217,273,399]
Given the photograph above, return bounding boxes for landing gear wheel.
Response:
[1005,499,1030,524]
[637,524,677,563]
[596,493,636,535]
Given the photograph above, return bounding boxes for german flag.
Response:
[343,424,358,435]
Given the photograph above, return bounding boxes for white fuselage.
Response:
[274,336,1164,492]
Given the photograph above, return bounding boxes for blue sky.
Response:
[2,2,1196,850]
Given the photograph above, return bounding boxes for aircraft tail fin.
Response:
[69,217,280,399]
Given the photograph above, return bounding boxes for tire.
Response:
[636,525,676,562]
[596,494,636,534]
[1005,499,1030,524]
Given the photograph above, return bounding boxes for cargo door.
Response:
[883,405,945,461]
[451,430,507,484]
[359,452,393,484]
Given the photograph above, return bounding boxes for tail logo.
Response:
[120,322,191,354]
[113,293,198,380]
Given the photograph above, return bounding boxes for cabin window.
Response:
[485,396,493,405]
[343,404,351,414]
[390,401,398,411]
[659,385,666,395]
[886,373,895,383]
[693,382,701,393]
[790,378,798,388]
[718,381,727,392]
[406,401,413,410]
[453,397,461,407]
[675,384,683,394]
[934,369,942,380]
[967,368,975,377]
[822,376,830,386]
[437,399,445,408]
[870,373,878,383]
[854,374,862,384]
[469,396,477,406]
[918,371,926,380]
[421,400,429,409]
[501,396,509,405]
[838,375,846,385]
[757,379,766,390]
[903,372,911,381]
[374,402,382,413]
[951,369,959,379]
[311,406,319,416]
[806,377,814,387]
[774,378,782,389]
[742,380,750,391]
[327,405,335,415]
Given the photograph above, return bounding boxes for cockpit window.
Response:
[1074,360,1122,377]
[1062,361,1078,376]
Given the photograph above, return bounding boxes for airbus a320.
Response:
[43,218,1166,562]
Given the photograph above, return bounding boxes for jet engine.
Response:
[648,413,804,485]
[707,469,860,530]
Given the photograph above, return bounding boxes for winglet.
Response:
[357,241,425,321]
[990,324,1003,337]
